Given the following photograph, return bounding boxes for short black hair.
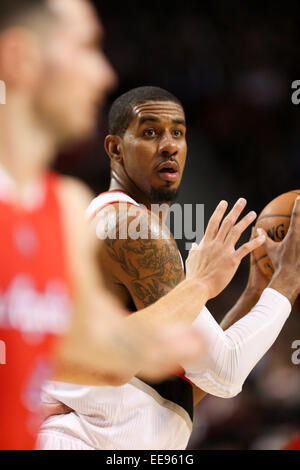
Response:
[108,86,184,137]
[0,0,52,31]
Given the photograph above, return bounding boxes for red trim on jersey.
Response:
[175,368,192,384]
[97,190,135,198]
[88,200,141,221]
[89,190,154,221]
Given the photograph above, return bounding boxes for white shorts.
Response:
[37,432,95,450]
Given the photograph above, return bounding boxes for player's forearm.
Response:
[193,287,260,405]
[53,289,139,386]
[126,278,210,332]
[220,287,260,330]
[220,270,297,333]
[53,315,133,386]
[193,281,262,404]
[183,288,291,398]
[52,356,131,387]
[269,270,299,306]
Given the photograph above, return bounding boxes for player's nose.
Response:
[158,136,178,158]
[96,53,118,94]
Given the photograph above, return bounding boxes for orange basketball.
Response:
[253,190,300,279]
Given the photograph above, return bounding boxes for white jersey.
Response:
[39,191,193,450]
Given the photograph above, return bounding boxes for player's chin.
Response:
[72,103,99,134]
[77,120,97,139]
[153,175,179,189]
[63,117,97,144]
[150,183,179,203]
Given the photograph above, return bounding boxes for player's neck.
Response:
[109,171,153,210]
[109,175,171,224]
[0,94,56,190]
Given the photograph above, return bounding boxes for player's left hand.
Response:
[186,198,266,299]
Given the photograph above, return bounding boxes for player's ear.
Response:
[104,135,124,164]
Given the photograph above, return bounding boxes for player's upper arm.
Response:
[97,204,185,310]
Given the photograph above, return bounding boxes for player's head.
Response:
[105,86,187,203]
[0,0,117,144]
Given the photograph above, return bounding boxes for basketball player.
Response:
[39,87,300,450]
[2,0,276,450]
[0,0,239,449]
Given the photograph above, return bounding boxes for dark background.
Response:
[54,0,300,449]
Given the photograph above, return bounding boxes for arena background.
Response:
[53,0,300,450]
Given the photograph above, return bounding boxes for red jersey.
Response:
[282,432,300,450]
[0,170,71,450]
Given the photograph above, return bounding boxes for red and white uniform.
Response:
[0,167,71,450]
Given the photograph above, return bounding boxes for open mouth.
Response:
[159,167,177,174]
[157,165,179,182]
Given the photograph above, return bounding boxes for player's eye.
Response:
[143,128,158,138]
[172,129,183,138]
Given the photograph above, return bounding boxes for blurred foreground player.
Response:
[283,432,300,450]
[39,88,300,450]
[0,0,211,450]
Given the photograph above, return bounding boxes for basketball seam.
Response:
[254,253,269,263]
[257,214,291,221]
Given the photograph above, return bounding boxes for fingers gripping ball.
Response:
[254,190,300,279]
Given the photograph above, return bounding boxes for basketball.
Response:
[253,190,300,279]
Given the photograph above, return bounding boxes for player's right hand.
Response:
[186,198,266,299]
[258,196,300,304]
[245,227,269,297]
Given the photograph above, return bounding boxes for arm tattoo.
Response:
[105,236,184,307]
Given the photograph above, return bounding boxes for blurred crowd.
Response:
[54,0,300,449]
